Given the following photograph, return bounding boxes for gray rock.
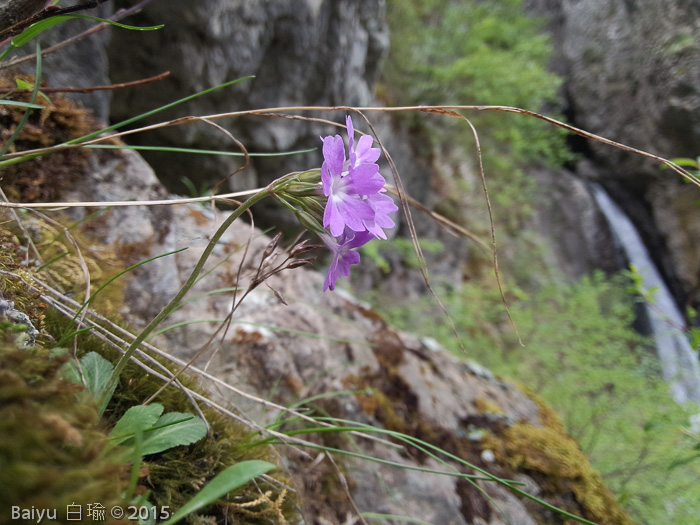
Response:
[107,0,389,194]
[527,0,700,164]
[57,144,565,524]
[530,167,623,280]
[526,0,700,313]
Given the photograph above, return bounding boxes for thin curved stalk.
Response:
[98,187,271,415]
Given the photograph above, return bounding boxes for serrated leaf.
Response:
[109,403,164,446]
[139,412,208,456]
[160,460,276,525]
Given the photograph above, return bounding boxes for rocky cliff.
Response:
[107,0,388,196]
[526,0,700,317]
[0,0,642,522]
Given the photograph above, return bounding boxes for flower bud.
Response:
[294,209,325,235]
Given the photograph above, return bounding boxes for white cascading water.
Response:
[591,184,700,406]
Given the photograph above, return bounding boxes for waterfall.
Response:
[591,184,700,406]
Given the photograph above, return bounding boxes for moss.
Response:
[0,218,49,335]
[0,187,296,523]
[0,207,124,326]
[503,423,631,524]
[0,343,128,523]
[0,74,100,203]
[482,391,633,525]
[473,397,505,416]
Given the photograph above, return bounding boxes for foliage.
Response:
[64,351,209,460]
[374,272,700,523]
[361,236,444,273]
[383,0,570,168]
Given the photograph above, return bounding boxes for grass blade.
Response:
[11,15,162,47]
[0,78,256,169]
[0,100,45,109]
[86,144,316,157]
[160,460,276,525]
[66,76,255,145]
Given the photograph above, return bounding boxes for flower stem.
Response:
[98,187,271,415]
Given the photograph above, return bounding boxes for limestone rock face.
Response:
[526,0,700,311]
[527,0,700,165]
[107,0,389,193]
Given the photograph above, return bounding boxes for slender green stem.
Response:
[0,76,254,168]
[98,187,271,415]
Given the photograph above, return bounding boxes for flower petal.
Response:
[322,135,345,177]
[346,115,355,157]
[354,134,381,165]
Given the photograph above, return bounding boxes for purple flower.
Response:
[362,190,398,240]
[321,116,393,238]
[346,115,381,168]
[318,115,398,291]
[320,227,376,292]
[321,134,382,237]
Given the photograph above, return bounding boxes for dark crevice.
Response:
[563,90,690,315]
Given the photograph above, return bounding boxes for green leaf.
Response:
[12,15,162,48]
[160,460,276,525]
[139,412,208,456]
[80,351,116,398]
[16,78,51,104]
[62,351,116,404]
[667,157,700,169]
[109,404,164,446]
[108,405,207,457]
[0,99,45,109]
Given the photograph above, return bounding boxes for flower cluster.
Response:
[319,116,397,291]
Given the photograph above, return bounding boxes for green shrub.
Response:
[383,0,569,168]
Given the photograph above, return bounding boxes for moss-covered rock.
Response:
[0,343,128,523]
[483,390,632,525]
